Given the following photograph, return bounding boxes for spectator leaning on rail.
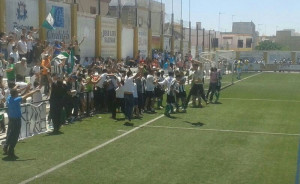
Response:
[3,88,40,158]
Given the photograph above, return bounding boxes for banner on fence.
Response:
[122,28,134,58]
[6,0,39,35]
[101,17,117,59]
[46,1,71,42]
[20,102,47,139]
[138,28,148,59]
[77,14,96,61]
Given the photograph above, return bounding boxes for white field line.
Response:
[19,115,164,184]
[234,72,262,84]
[221,98,300,103]
[145,125,300,137]
[20,72,262,183]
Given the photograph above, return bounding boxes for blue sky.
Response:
[159,0,300,36]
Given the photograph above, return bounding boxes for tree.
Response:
[255,40,286,51]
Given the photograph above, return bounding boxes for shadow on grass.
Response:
[164,114,181,119]
[184,121,205,127]
[45,131,64,136]
[124,122,134,127]
[116,118,126,121]
[2,156,36,162]
[144,111,157,114]
[132,116,143,120]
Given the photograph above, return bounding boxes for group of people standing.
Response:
[0,26,224,159]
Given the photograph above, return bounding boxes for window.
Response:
[90,6,97,14]
[238,40,243,48]
[246,38,252,48]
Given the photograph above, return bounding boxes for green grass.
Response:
[1,72,300,184]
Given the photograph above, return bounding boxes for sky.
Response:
[158,0,300,36]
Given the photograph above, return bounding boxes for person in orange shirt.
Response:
[41,54,52,95]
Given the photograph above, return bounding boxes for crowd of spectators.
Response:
[0,27,220,136]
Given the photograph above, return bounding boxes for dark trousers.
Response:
[19,53,27,60]
[50,101,63,132]
[72,96,80,117]
[99,89,106,112]
[0,114,5,132]
[186,84,206,106]
[5,118,21,154]
[137,92,144,112]
[16,74,25,82]
[64,96,73,118]
[94,88,105,113]
[94,88,100,112]
[41,75,50,95]
[206,82,217,101]
[107,89,116,118]
[124,94,134,121]
[116,98,124,114]
[27,50,33,64]
[0,104,5,132]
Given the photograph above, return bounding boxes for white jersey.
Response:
[158,76,178,96]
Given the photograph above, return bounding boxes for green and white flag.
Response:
[42,7,56,30]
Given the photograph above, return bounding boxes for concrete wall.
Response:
[232,22,255,35]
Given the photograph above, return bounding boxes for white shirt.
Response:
[27,35,34,51]
[17,40,27,54]
[133,83,138,98]
[116,85,124,98]
[0,60,4,77]
[96,73,108,88]
[123,76,135,93]
[32,87,42,104]
[7,42,15,55]
[145,74,155,92]
[4,88,10,100]
[10,51,19,63]
[30,75,37,88]
[33,65,41,74]
[158,76,178,95]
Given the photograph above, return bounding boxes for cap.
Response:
[21,57,27,61]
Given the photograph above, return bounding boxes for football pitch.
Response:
[1,72,300,184]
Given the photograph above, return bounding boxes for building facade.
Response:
[275,29,300,51]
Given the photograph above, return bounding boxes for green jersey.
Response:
[6,63,15,80]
